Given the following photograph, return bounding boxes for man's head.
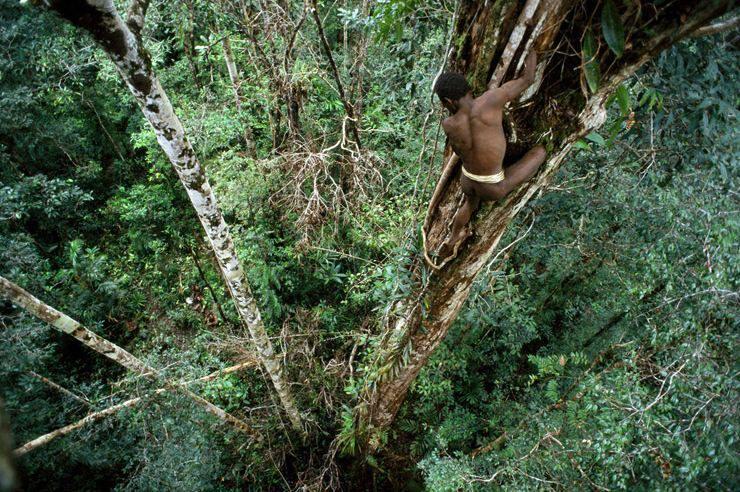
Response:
[434,72,471,112]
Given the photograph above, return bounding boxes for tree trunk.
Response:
[358,0,732,446]
[27,0,303,431]
[222,36,242,111]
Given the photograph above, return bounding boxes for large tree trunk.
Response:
[359,0,732,446]
[31,0,302,431]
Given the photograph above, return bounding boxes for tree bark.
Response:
[358,0,733,446]
[31,0,303,431]
[0,276,257,438]
[220,35,257,153]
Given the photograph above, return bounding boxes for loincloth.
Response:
[461,166,505,184]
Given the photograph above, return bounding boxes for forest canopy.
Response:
[0,0,738,490]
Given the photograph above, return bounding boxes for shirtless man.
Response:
[435,51,546,257]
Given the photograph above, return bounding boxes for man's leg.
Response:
[498,145,547,195]
[439,192,480,258]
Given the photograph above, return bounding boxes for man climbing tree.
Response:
[435,51,547,261]
[357,0,735,450]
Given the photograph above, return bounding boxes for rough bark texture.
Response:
[361,0,733,443]
[32,0,302,430]
[0,276,257,438]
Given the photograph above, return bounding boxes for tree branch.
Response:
[33,0,304,431]
[309,0,362,148]
[689,15,740,37]
[14,360,258,457]
[0,276,258,439]
[28,371,92,407]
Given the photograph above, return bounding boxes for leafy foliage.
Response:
[0,0,736,490]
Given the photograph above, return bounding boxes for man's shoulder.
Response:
[441,116,457,131]
[476,88,506,105]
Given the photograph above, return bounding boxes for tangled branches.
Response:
[269,123,384,246]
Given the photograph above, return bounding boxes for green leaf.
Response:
[585,132,606,146]
[616,84,630,114]
[582,30,600,93]
[573,139,591,150]
[601,0,625,56]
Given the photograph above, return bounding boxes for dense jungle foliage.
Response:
[0,0,737,490]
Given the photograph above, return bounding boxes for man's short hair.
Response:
[434,72,471,101]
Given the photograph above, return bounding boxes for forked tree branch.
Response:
[0,276,258,440]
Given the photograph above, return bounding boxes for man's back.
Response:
[431,51,546,261]
[442,92,507,175]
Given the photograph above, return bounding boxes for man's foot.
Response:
[437,226,472,262]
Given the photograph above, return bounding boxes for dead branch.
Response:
[28,371,91,407]
[0,276,257,439]
[690,15,740,37]
[14,360,259,457]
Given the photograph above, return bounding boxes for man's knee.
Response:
[532,144,546,162]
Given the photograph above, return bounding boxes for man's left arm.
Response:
[487,51,537,103]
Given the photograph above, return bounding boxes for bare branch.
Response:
[28,371,92,407]
[308,0,362,148]
[689,15,740,37]
[0,276,257,439]
[14,360,258,457]
[14,395,144,457]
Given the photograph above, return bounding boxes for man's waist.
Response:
[462,166,505,184]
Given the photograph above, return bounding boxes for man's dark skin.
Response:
[437,51,546,257]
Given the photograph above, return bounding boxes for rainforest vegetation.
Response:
[0,0,738,490]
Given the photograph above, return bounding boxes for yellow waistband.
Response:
[462,166,505,184]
